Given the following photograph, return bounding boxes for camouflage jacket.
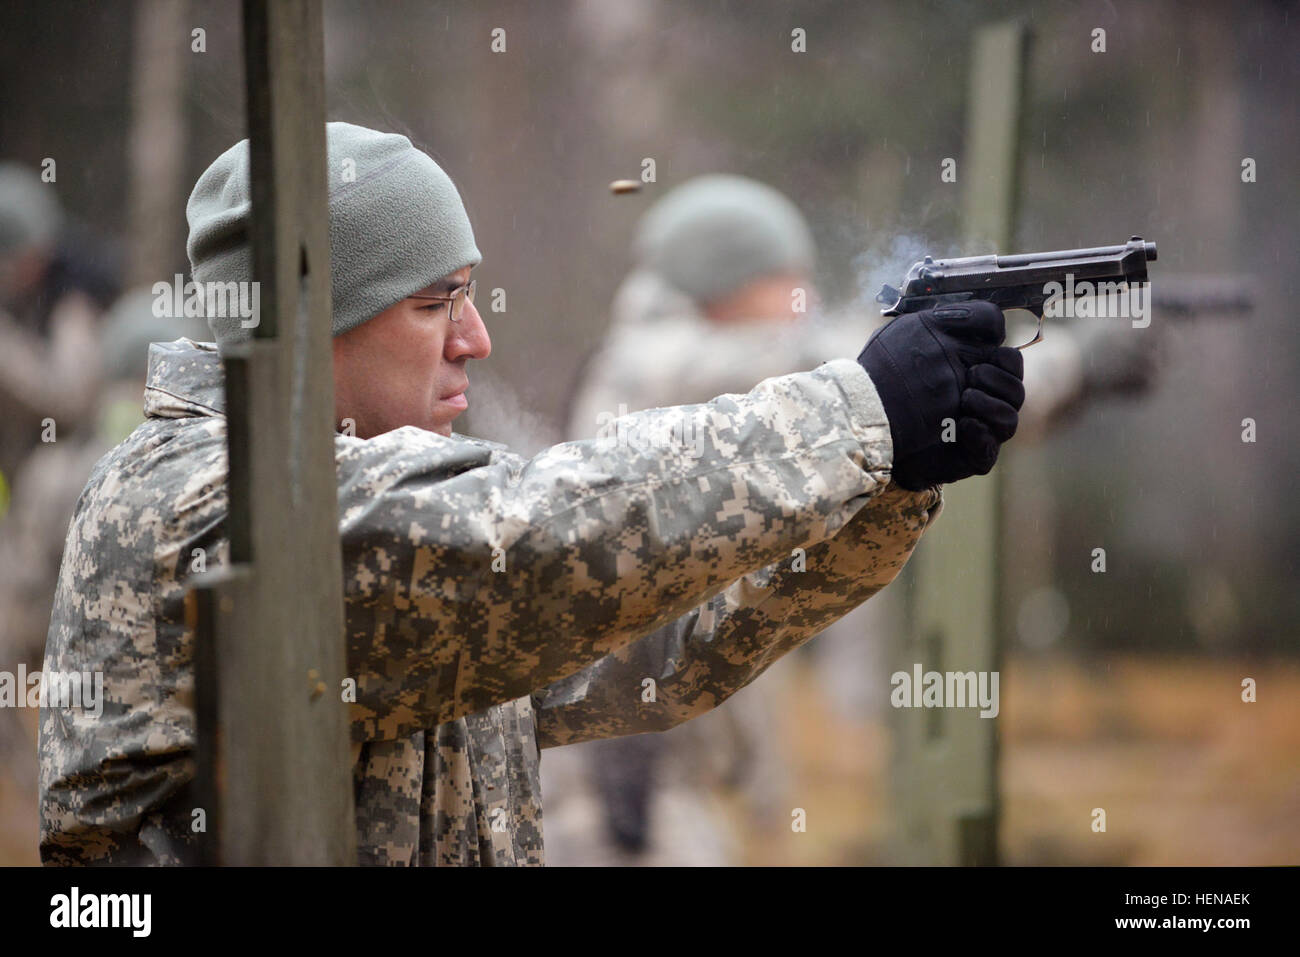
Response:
[39,338,941,866]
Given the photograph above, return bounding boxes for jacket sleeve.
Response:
[530,480,941,748]
[337,358,920,742]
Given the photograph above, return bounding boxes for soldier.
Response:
[38,123,1024,866]
[550,175,834,865]
[553,174,1164,863]
[0,162,119,491]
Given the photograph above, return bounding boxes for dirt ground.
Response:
[0,705,39,866]
[737,655,1300,865]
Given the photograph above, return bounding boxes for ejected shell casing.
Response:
[608,179,642,195]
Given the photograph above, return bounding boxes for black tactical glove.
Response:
[856,300,1025,491]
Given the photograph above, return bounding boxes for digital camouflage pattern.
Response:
[0,436,109,816]
[39,337,940,866]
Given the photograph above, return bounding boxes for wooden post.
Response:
[890,20,1030,866]
[191,0,354,866]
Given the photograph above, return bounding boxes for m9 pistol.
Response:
[876,236,1157,349]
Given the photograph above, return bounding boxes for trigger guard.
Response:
[1011,313,1044,350]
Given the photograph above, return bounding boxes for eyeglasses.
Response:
[407,279,477,321]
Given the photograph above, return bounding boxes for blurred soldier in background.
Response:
[549,175,842,865]
[0,289,204,858]
[0,161,120,505]
[547,174,1162,864]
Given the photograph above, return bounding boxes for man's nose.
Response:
[447,300,491,361]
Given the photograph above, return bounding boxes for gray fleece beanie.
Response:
[186,121,481,350]
[634,174,815,305]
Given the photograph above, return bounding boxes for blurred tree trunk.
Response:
[127,0,187,285]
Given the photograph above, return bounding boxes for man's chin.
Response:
[431,411,460,437]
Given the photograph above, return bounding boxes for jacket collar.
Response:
[143,338,226,418]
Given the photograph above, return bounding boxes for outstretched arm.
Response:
[339,358,924,742]
[532,460,941,747]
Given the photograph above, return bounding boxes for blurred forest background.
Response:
[0,0,1295,865]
